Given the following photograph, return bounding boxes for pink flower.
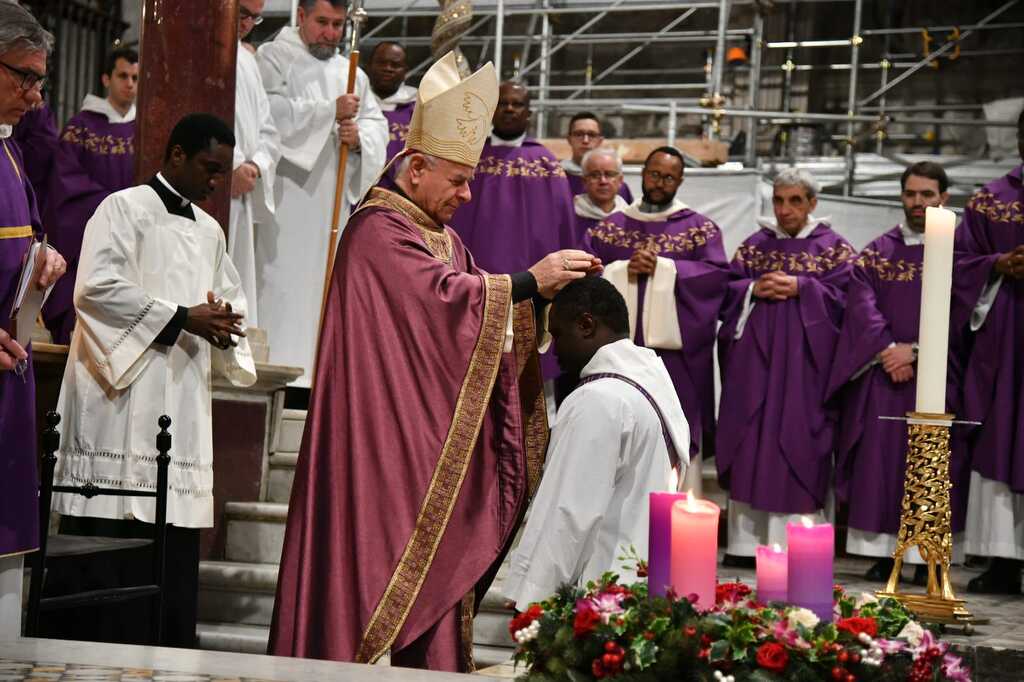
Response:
[913,628,949,659]
[941,653,972,682]
[771,619,812,650]
[875,638,906,655]
[590,592,626,624]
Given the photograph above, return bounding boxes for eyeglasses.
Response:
[584,170,621,181]
[0,60,47,92]
[240,6,264,24]
[643,170,681,186]
[569,130,601,140]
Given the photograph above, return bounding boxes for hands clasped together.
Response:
[995,245,1024,279]
[753,271,799,301]
[186,291,246,350]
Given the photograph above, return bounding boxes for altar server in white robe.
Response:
[256,0,388,382]
[52,114,256,647]
[504,278,690,607]
[229,0,280,329]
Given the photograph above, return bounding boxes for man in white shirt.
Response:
[367,41,416,165]
[504,277,690,607]
[256,0,387,385]
[52,113,257,647]
[230,0,280,329]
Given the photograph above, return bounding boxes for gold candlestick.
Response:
[876,412,983,630]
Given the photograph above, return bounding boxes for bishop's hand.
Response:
[185,291,246,350]
[529,250,602,299]
[0,328,27,372]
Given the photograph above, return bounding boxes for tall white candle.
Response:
[915,206,956,414]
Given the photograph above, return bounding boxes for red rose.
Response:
[836,617,878,638]
[715,581,753,605]
[574,607,601,637]
[756,642,789,673]
[508,604,543,639]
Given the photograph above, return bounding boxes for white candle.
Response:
[915,206,956,414]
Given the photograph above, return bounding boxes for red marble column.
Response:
[134,0,239,231]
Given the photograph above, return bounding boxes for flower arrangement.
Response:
[510,570,970,682]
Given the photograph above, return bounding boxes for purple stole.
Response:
[717,223,854,513]
[384,101,415,165]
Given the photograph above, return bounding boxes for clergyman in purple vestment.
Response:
[0,2,68,638]
[956,112,1024,595]
[11,102,58,217]
[42,48,138,344]
[825,162,970,585]
[584,147,727,493]
[717,169,854,558]
[448,81,578,383]
[368,41,417,165]
[561,112,632,203]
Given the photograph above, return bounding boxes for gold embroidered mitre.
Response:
[404,51,497,168]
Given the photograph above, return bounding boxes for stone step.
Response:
[267,452,298,504]
[224,501,288,565]
[196,621,270,655]
[474,610,513,649]
[198,560,278,627]
[275,409,307,455]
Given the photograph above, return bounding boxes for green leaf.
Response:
[629,638,659,670]
[648,616,671,636]
[708,640,730,662]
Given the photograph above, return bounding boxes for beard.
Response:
[309,43,338,61]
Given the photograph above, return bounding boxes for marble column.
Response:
[133,0,239,231]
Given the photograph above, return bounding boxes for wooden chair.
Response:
[26,411,172,645]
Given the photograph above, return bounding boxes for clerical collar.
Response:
[757,215,825,239]
[149,173,196,221]
[899,223,925,245]
[623,197,689,222]
[574,193,628,220]
[0,124,10,139]
[376,84,418,112]
[561,158,583,176]
[490,131,527,147]
[81,93,136,124]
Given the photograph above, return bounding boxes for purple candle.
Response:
[648,473,684,598]
[786,517,834,622]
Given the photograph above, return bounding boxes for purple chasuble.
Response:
[565,169,633,204]
[41,110,135,344]
[825,226,969,534]
[717,223,854,513]
[585,209,728,454]
[953,165,1024,492]
[0,137,41,557]
[384,101,415,165]
[11,104,59,219]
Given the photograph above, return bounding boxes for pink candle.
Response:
[649,481,686,598]
[669,495,720,610]
[756,544,788,603]
[786,518,834,622]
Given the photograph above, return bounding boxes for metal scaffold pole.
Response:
[495,0,505,79]
[745,10,763,168]
[843,0,863,196]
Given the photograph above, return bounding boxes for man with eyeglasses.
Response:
[41,47,139,344]
[561,112,632,203]
[448,80,579,403]
[717,168,854,567]
[256,0,387,387]
[367,41,417,165]
[586,146,728,494]
[226,0,279,331]
[0,1,67,638]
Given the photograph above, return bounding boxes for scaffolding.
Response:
[281,0,1023,195]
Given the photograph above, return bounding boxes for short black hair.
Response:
[368,41,405,61]
[163,113,235,161]
[298,0,346,9]
[568,111,601,134]
[103,47,138,77]
[552,277,629,335]
[900,161,949,194]
[645,145,685,170]
[500,80,531,106]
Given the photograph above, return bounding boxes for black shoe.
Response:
[722,554,756,569]
[864,558,896,582]
[912,564,933,587]
[966,558,1023,594]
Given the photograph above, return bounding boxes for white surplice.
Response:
[230,42,280,329]
[503,339,690,606]
[374,82,417,112]
[80,93,136,123]
[255,28,388,384]
[52,181,257,529]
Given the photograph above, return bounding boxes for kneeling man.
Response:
[504,277,690,607]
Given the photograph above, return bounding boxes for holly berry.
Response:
[845,675,856,682]
[684,626,698,637]
[602,654,616,668]
[604,641,617,653]
[592,660,605,678]
[831,666,846,681]
[643,631,655,641]
[849,653,861,665]
[837,650,849,664]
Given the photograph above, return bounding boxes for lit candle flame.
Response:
[669,467,679,492]
[800,515,814,528]
[772,543,782,553]
[685,489,697,512]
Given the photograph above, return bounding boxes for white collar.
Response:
[0,124,10,139]
[81,93,136,123]
[899,223,925,245]
[376,83,417,111]
[622,197,689,222]
[561,158,583,175]
[574,193,628,220]
[156,172,191,208]
[756,215,827,239]
[490,131,526,147]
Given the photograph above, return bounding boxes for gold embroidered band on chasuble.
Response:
[355,272,512,663]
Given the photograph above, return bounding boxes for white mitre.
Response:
[404,51,498,168]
